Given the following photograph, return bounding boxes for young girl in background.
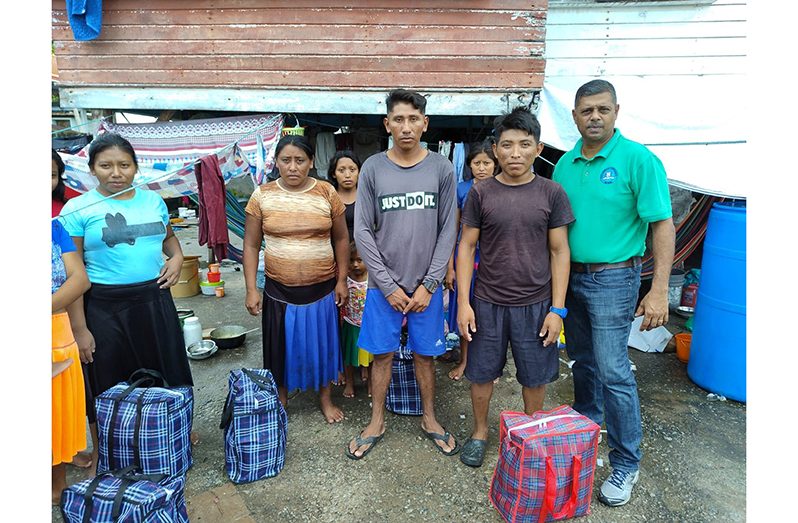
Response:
[340,241,373,398]
[444,139,499,380]
[327,151,361,242]
[51,218,90,502]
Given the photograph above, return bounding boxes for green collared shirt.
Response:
[552,129,672,263]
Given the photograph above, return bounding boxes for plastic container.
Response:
[183,316,203,349]
[207,271,221,283]
[668,268,685,310]
[674,333,691,363]
[215,286,225,297]
[170,256,200,298]
[200,280,224,296]
[687,202,746,403]
[208,263,221,274]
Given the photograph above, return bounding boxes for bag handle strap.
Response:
[220,388,234,430]
[109,466,168,522]
[132,395,144,468]
[127,368,169,388]
[106,371,168,470]
[242,368,275,393]
[82,474,106,523]
[538,455,582,523]
[506,414,580,438]
[220,369,274,430]
[110,478,134,521]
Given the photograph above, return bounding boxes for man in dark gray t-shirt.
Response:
[456,107,574,468]
[346,89,459,461]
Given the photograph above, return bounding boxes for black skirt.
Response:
[83,279,194,402]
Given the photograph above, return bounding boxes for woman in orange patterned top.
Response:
[243,134,350,423]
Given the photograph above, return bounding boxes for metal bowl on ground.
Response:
[676,305,695,318]
[210,325,251,350]
[186,339,218,360]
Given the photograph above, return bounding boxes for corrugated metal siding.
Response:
[544,0,745,78]
[52,0,547,91]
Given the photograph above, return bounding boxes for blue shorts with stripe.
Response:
[357,288,446,357]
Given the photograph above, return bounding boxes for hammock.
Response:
[188,190,249,263]
[640,194,725,279]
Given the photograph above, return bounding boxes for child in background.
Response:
[341,241,373,398]
[52,218,91,502]
[443,139,499,380]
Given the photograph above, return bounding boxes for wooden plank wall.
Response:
[52,0,548,91]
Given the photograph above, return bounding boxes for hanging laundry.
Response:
[195,154,230,262]
[452,142,466,183]
[438,140,452,159]
[315,132,336,180]
[66,0,103,41]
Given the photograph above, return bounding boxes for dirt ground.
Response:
[55,223,746,522]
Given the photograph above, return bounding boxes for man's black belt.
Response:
[571,256,642,273]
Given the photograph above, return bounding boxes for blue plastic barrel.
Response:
[687,201,746,402]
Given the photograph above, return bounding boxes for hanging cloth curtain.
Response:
[452,142,466,183]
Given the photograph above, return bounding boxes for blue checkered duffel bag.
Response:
[385,344,423,416]
[220,368,288,484]
[60,465,189,523]
[96,369,194,477]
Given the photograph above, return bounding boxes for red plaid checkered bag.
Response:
[489,405,601,522]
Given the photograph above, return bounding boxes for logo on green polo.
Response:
[600,168,618,184]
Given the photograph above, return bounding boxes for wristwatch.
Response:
[549,306,568,319]
[422,277,439,294]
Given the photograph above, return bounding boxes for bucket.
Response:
[687,202,746,402]
[207,271,221,283]
[668,268,686,310]
[674,333,691,363]
[171,256,200,298]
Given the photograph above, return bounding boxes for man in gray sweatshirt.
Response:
[346,89,459,460]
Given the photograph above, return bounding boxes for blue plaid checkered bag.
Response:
[60,465,189,523]
[220,368,288,484]
[385,344,423,416]
[95,369,194,477]
[489,406,600,523]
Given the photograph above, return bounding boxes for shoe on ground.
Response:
[598,468,639,507]
[460,438,488,467]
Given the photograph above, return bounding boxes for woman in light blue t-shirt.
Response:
[59,134,194,437]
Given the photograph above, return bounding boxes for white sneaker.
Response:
[598,468,639,507]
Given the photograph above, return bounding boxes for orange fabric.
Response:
[52,312,87,466]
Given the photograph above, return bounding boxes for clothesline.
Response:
[54,114,283,219]
[52,117,108,136]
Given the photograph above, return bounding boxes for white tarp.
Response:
[537,77,747,199]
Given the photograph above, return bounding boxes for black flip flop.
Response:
[422,426,461,456]
[460,438,488,467]
[345,431,385,460]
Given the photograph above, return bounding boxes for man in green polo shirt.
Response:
[553,79,675,507]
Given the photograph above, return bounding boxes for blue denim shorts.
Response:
[357,288,446,357]
[464,297,560,387]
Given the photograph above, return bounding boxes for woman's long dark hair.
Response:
[88,133,139,170]
[52,148,67,203]
[466,138,499,177]
[326,150,361,189]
